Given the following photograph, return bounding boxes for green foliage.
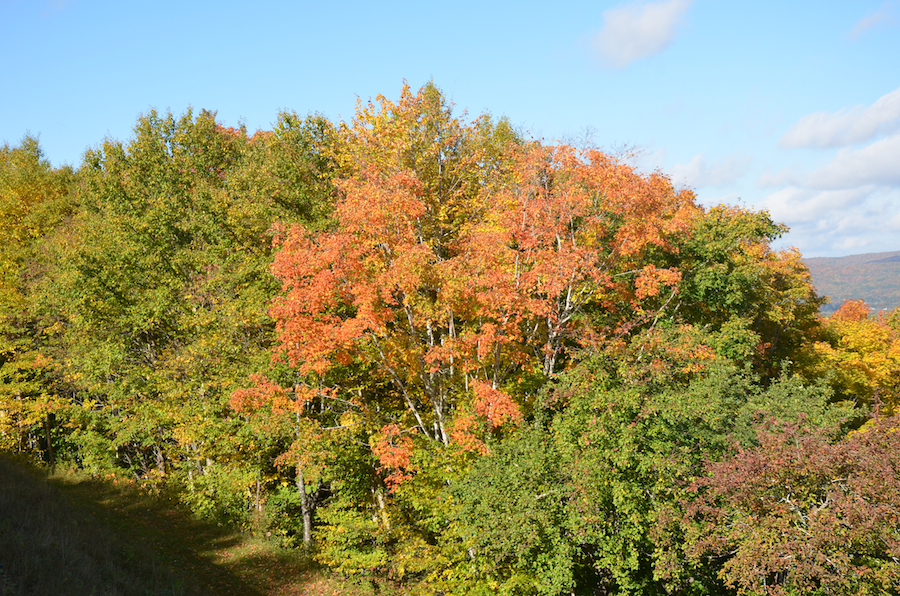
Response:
[41,107,337,496]
[449,322,849,595]
[662,205,824,376]
[450,425,578,596]
[315,497,389,575]
[1,86,886,596]
[264,484,311,547]
[233,111,339,230]
[174,461,256,525]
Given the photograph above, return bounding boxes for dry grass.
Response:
[0,455,398,596]
[0,453,203,595]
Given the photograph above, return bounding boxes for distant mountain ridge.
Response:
[867,255,900,264]
[803,250,900,314]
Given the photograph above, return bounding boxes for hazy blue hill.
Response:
[803,250,900,314]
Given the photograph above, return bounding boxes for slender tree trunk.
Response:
[44,413,54,475]
[16,394,23,454]
[374,487,391,530]
[295,412,313,550]
[296,459,312,550]
[255,453,262,514]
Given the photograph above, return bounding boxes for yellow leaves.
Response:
[80,398,100,412]
[43,320,65,336]
[338,410,361,428]
[809,300,900,410]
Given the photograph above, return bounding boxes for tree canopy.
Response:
[1,83,896,595]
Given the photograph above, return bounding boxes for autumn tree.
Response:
[268,83,696,441]
[804,299,900,411]
[247,83,700,572]
[684,412,900,595]
[0,136,76,461]
[46,107,336,515]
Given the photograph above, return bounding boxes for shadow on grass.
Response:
[0,454,314,596]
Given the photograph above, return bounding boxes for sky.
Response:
[2,0,899,258]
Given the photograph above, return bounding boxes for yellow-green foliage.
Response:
[808,299,900,410]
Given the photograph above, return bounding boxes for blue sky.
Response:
[3,0,898,257]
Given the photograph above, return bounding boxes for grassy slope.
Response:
[0,455,394,596]
[803,250,900,314]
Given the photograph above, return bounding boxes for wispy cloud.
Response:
[806,132,900,189]
[592,0,692,69]
[761,185,900,257]
[760,186,874,224]
[779,86,900,149]
[757,130,900,254]
[757,165,801,188]
[762,88,900,255]
[849,1,895,40]
[668,153,750,188]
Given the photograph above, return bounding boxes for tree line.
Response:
[2,83,899,595]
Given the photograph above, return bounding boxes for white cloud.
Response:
[780,86,900,148]
[757,166,801,188]
[849,2,895,39]
[592,0,692,69]
[806,132,900,189]
[668,153,749,188]
[763,186,900,257]
[758,186,874,224]
[761,86,900,256]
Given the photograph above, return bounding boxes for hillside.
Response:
[803,250,900,314]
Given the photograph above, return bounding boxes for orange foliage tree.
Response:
[263,83,698,463]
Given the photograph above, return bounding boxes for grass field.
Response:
[0,455,395,596]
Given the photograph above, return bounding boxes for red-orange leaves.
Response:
[448,413,489,455]
[372,423,415,491]
[472,380,522,429]
[230,374,290,412]
[333,167,426,242]
[634,265,682,300]
[266,84,700,459]
[229,375,318,415]
[832,298,870,322]
[456,143,697,377]
[270,223,393,376]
